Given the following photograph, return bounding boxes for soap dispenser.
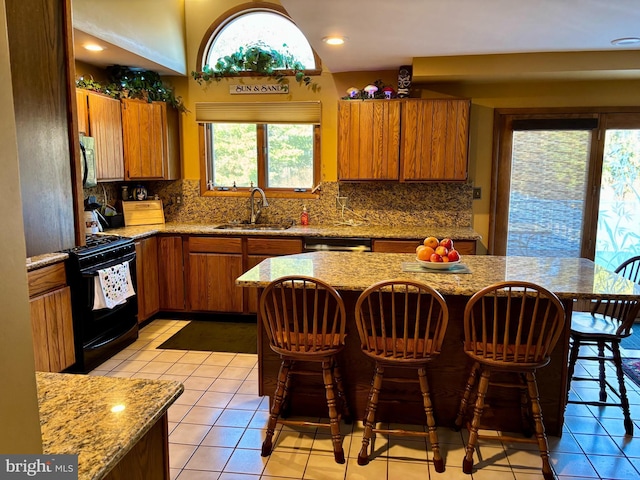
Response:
[300,205,309,226]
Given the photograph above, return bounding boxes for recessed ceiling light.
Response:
[322,36,346,46]
[611,37,640,46]
[83,43,105,52]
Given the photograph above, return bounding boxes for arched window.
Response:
[198,3,320,75]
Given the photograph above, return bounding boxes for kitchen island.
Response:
[236,252,640,436]
[37,372,183,480]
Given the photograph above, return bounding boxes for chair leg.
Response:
[462,367,490,475]
[566,338,581,404]
[332,358,352,424]
[525,371,555,480]
[612,342,634,436]
[519,373,533,437]
[455,361,480,431]
[322,360,345,464]
[262,359,291,457]
[598,341,607,402]
[359,364,384,466]
[280,363,294,419]
[418,367,444,473]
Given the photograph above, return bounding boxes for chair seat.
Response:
[570,311,631,339]
[364,335,436,358]
[464,341,552,364]
[273,332,344,351]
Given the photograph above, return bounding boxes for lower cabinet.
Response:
[372,238,477,255]
[187,237,244,313]
[135,237,160,323]
[158,235,186,311]
[28,262,75,372]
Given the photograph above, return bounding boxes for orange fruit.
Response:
[417,245,435,261]
[423,236,439,249]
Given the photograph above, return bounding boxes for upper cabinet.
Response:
[121,99,181,181]
[400,99,470,181]
[76,90,125,181]
[338,98,470,182]
[338,100,401,180]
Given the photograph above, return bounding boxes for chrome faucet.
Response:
[249,186,269,224]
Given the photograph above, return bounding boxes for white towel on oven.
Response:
[93,261,135,310]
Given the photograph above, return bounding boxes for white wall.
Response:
[0,0,43,453]
[73,0,187,75]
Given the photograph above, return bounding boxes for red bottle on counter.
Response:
[300,205,309,226]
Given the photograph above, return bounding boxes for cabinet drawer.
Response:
[372,239,476,255]
[28,262,67,298]
[189,236,243,253]
[247,238,303,255]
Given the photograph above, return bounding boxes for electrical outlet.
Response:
[336,196,348,209]
[473,187,482,200]
[175,195,182,205]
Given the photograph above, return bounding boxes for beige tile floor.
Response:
[89,319,640,480]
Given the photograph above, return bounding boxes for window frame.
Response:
[196,2,322,79]
[199,123,321,199]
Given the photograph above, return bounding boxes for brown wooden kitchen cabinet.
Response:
[158,235,186,311]
[28,262,75,372]
[135,237,160,323]
[76,89,125,181]
[338,100,401,180]
[245,237,303,313]
[372,238,477,255]
[338,98,470,182]
[400,99,470,181]
[187,237,244,313]
[121,99,181,181]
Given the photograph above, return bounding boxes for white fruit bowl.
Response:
[416,257,462,270]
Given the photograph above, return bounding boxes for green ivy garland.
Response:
[191,43,320,92]
[76,65,188,113]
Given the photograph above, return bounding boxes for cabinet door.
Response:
[338,100,401,180]
[122,99,166,180]
[135,237,160,323]
[188,253,244,313]
[76,90,89,135]
[30,286,75,372]
[158,236,185,311]
[86,91,125,181]
[401,99,470,181]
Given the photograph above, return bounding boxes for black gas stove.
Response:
[64,234,136,272]
[62,234,138,372]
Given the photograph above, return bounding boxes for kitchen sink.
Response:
[213,223,294,231]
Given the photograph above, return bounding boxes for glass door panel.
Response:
[595,129,640,269]
[506,130,591,257]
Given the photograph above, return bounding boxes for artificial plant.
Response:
[76,65,187,113]
[191,43,320,92]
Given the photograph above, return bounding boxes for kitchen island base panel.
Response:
[258,291,571,436]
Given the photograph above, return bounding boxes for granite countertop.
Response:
[104,222,482,241]
[26,252,68,271]
[236,251,640,301]
[36,372,183,480]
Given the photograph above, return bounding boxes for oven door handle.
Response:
[82,252,136,276]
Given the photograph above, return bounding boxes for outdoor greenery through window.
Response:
[206,123,317,191]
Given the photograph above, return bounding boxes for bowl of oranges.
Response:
[416,236,461,270]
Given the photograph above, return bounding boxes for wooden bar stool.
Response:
[566,255,640,436]
[354,279,449,472]
[259,275,351,463]
[454,281,565,480]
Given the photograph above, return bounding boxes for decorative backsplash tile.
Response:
[85,179,472,227]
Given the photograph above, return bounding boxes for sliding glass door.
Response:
[492,110,640,268]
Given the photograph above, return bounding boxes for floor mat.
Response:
[157,317,257,354]
[622,358,640,388]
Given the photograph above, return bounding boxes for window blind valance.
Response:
[195,101,321,124]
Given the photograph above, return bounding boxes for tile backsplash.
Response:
[85,179,473,228]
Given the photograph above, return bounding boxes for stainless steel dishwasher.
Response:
[303,237,372,253]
